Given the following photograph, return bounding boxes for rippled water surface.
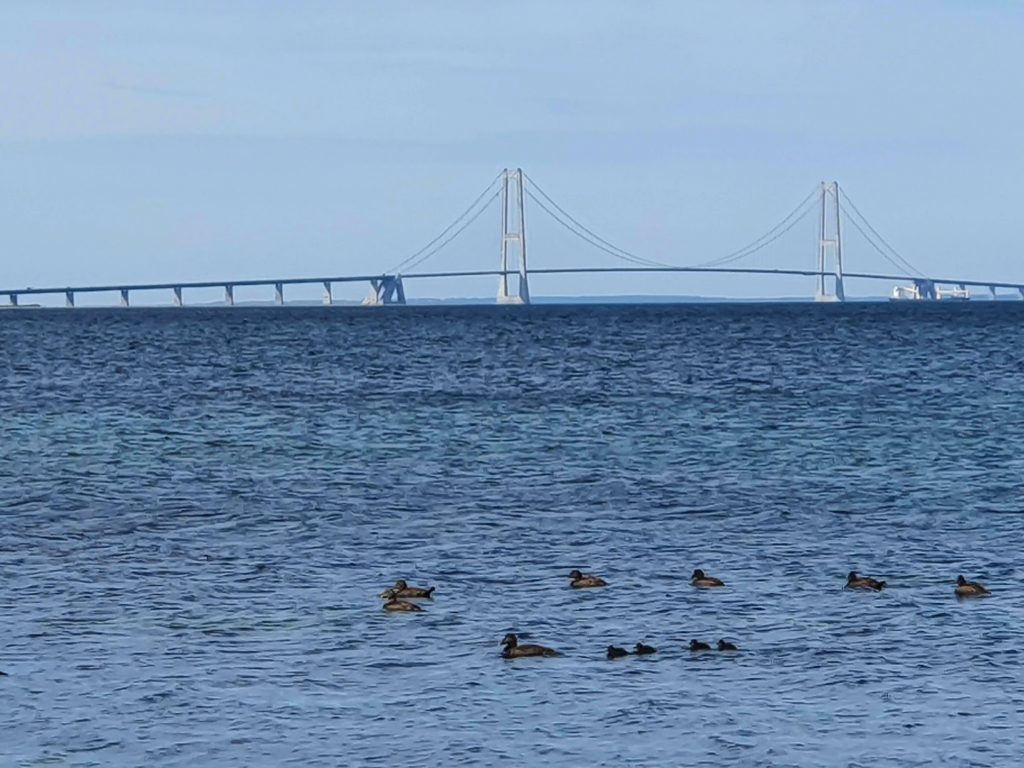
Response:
[2,303,1024,767]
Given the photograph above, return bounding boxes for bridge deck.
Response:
[3,266,1024,302]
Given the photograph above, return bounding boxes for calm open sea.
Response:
[2,303,1024,767]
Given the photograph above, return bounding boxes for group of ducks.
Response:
[500,568,738,659]
[602,638,738,660]
[379,579,436,609]
[845,570,992,597]
[378,568,994,659]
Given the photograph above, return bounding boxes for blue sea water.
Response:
[1,303,1024,767]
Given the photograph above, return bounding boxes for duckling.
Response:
[634,642,657,655]
[717,639,738,651]
[691,569,724,588]
[689,639,712,651]
[845,571,886,591]
[380,589,424,612]
[501,633,560,658]
[955,574,990,598]
[607,645,630,659]
[379,579,435,599]
[569,569,608,588]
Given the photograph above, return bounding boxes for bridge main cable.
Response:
[838,190,923,277]
[386,171,504,274]
[689,186,819,268]
[522,172,673,268]
[522,172,824,272]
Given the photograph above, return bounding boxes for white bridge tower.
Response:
[816,181,845,302]
[497,168,530,304]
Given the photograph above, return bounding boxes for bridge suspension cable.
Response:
[398,188,501,274]
[522,173,673,268]
[523,173,823,272]
[688,186,820,268]
[386,171,504,274]
[838,191,922,276]
[524,189,673,268]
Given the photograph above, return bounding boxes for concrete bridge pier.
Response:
[990,286,998,300]
[275,282,284,305]
[173,286,183,306]
[913,279,937,300]
[1019,287,1024,301]
[120,289,130,308]
[362,276,406,306]
[323,281,333,305]
[387,274,403,305]
[224,285,234,306]
[65,290,75,308]
[7,293,18,307]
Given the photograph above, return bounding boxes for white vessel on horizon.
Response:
[937,285,970,300]
[890,285,922,301]
[890,284,970,301]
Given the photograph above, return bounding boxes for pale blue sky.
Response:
[2,1,1022,303]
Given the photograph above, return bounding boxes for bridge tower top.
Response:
[497,168,530,304]
[816,181,845,302]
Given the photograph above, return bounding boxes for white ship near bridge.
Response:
[891,284,970,301]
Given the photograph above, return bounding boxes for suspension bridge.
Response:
[3,169,1023,307]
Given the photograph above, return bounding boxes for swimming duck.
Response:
[380,589,424,612]
[501,633,560,658]
[691,569,724,587]
[569,569,608,588]
[955,575,990,598]
[689,639,712,651]
[607,645,630,659]
[717,639,738,651]
[634,642,657,655]
[379,579,435,599]
[846,571,886,591]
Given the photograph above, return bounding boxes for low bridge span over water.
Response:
[4,170,1023,307]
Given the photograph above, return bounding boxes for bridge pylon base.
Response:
[362,276,406,306]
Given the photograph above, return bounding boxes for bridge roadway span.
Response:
[3,266,1024,306]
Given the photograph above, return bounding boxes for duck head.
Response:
[568,569,583,580]
[501,633,518,648]
[692,569,706,580]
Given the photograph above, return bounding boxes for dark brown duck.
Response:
[380,589,424,612]
[691,569,725,588]
[501,633,560,658]
[380,579,435,599]
[569,569,608,588]
[846,571,886,591]
[955,575,990,598]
